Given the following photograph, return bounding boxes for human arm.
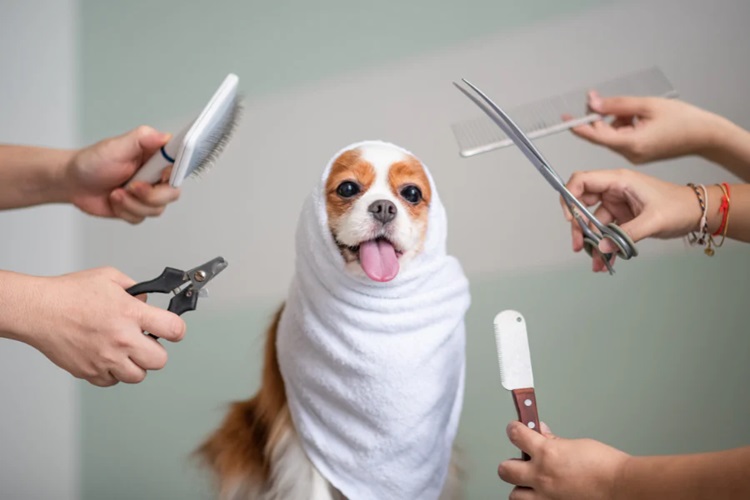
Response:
[0,267,186,386]
[569,93,750,182]
[498,421,750,500]
[0,125,180,223]
[562,169,750,272]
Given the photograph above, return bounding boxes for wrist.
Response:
[702,114,747,160]
[611,455,636,500]
[0,271,47,345]
[29,147,78,205]
[54,148,79,204]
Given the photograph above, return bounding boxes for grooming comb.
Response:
[452,66,677,157]
[493,310,540,461]
[127,73,243,188]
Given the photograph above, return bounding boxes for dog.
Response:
[196,141,470,499]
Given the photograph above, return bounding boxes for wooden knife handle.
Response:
[512,388,541,461]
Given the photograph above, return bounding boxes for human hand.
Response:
[65,126,180,224]
[562,169,703,272]
[498,421,630,500]
[23,267,186,387]
[567,92,723,164]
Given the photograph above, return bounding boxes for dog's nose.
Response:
[368,199,397,224]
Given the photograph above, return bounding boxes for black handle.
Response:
[126,267,188,339]
[167,289,199,316]
[126,267,186,295]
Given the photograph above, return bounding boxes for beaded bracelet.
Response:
[687,183,709,247]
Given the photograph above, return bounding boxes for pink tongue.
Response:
[358,239,400,282]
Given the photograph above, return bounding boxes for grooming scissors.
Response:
[127,256,228,337]
[453,79,638,274]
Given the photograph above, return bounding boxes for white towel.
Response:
[276,141,470,500]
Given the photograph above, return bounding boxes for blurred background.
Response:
[2,0,750,498]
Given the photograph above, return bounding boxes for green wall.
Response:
[80,0,609,141]
[81,248,750,499]
[79,1,740,498]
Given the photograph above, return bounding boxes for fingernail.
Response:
[128,182,147,196]
[111,190,123,202]
[588,90,602,111]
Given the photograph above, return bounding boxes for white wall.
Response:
[0,2,80,499]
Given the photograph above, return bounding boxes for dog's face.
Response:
[325,143,432,282]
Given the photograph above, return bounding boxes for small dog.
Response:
[196,141,469,499]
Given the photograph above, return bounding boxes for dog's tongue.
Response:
[359,239,399,282]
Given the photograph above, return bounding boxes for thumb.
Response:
[598,217,656,254]
[589,92,652,117]
[130,125,171,157]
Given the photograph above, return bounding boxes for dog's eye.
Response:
[400,185,422,204]
[336,181,360,198]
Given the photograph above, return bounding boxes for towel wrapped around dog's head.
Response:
[277,140,470,499]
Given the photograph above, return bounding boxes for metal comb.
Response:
[451,66,678,158]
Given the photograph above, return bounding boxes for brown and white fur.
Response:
[195,143,464,499]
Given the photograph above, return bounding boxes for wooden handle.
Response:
[512,388,540,461]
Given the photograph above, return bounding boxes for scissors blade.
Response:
[185,256,228,291]
[455,80,566,186]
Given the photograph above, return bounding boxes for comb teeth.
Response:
[493,318,508,387]
[453,66,677,157]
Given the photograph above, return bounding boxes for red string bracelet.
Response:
[713,182,731,237]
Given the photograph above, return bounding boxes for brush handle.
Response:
[512,388,541,461]
[124,123,190,188]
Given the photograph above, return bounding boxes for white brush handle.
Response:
[125,123,190,187]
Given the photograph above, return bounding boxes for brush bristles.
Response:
[189,94,244,179]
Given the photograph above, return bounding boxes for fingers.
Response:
[590,205,614,273]
[509,486,537,500]
[498,458,535,491]
[128,336,169,371]
[109,185,179,224]
[571,119,634,149]
[129,125,171,159]
[570,216,584,253]
[127,181,181,208]
[566,170,625,200]
[88,372,119,387]
[109,359,148,384]
[109,189,145,224]
[507,421,546,457]
[588,91,652,117]
[136,303,186,343]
